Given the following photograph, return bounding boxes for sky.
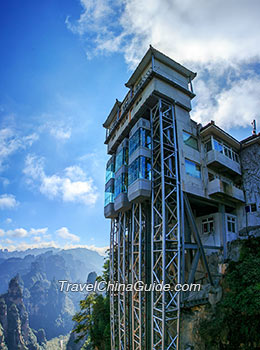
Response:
[0,0,260,255]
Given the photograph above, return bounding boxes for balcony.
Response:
[206,149,241,176]
[208,178,245,202]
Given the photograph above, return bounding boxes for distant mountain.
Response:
[0,247,105,340]
[0,276,47,349]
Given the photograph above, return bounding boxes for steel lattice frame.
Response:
[150,98,181,350]
[110,219,118,350]
[117,211,131,350]
[131,202,146,350]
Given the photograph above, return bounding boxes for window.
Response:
[202,217,214,234]
[227,216,236,233]
[205,140,212,152]
[115,173,128,198]
[183,131,198,150]
[129,128,151,156]
[185,159,201,179]
[246,203,257,213]
[115,148,128,172]
[208,137,240,163]
[104,184,114,206]
[208,172,215,182]
[213,139,223,153]
[105,159,115,183]
[128,156,151,185]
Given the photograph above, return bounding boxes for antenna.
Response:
[251,119,256,135]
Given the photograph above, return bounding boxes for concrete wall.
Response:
[240,143,260,231]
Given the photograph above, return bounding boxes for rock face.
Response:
[0,248,103,340]
[0,275,46,350]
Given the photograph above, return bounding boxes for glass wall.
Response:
[183,131,198,150]
[104,184,114,206]
[105,159,115,183]
[185,159,201,179]
[115,148,128,172]
[129,128,151,156]
[115,173,128,198]
[129,156,151,185]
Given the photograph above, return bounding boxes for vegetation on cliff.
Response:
[71,259,110,350]
[199,237,260,350]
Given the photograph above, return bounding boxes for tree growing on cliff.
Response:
[199,236,260,350]
[72,259,110,350]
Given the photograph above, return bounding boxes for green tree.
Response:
[72,259,111,350]
[199,237,260,350]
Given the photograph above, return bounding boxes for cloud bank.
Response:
[23,155,99,206]
[66,0,260,130]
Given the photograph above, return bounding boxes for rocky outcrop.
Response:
[0,275,46,350]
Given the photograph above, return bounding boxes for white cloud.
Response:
[63,243,109,256]
[56,227,80,242]
[49,127,71,140]
[23,154,99,205]
[1,238,13,245]
[0,241,108,256]
[32,236,41,243]
[66,0,260,66]
[40,121,72,141]
[192,76,260,128]
[7,228,28,238]
[1,241,58,252]
[0,128,38,172]
[30,228,48,235]
[0,194,18,209]
[0,227,49,239]
[67,0,260,130]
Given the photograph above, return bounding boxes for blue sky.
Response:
[0,0,259,254]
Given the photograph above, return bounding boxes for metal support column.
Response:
[118,212,128,350]
[110,218,119,350]
[131,202,146,350]
[151,98,181,350]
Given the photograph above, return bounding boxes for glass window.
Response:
[129,128,151,156]
[202,217,214,234]
[251,203,257,212]
[104,184,114,206]
[114,173,128,198]
[105,160,115,183]
[129,156,151,185]
[129,130,140,155]
[183,131,198,150]
[227,216,236,233]
[205,140,212,152]
[185,159,201,179]
[141,128,151,149]
[213,139,223,153]
[115,148,128,172]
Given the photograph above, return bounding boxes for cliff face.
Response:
[180,237,260,350]
[0,276,46,350]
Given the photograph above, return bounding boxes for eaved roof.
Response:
[125,45,197,88]
[200,120,241,150]
[103,99,121,128]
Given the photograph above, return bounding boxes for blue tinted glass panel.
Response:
[114,174,128,198]
[105,161,115,183]
[104,184,114,206]
[185,159,201,179]
[213,139,223,153]
[129,129,140,156]
[183,131,198,150]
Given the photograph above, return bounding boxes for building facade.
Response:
[103,46,260,350]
